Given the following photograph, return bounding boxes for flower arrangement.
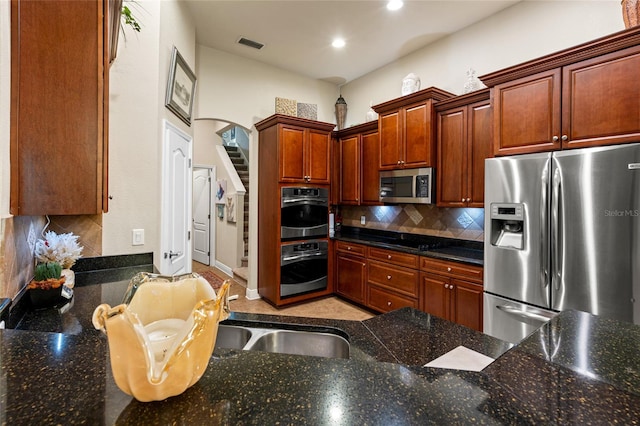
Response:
[34,231,83,269]
[28,262,64,290]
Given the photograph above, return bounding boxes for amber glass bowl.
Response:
[92,272,231,402]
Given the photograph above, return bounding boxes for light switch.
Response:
[132,229,145,246]
[360,215,366,225]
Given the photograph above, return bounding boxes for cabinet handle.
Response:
[561,135,568,141]
[447,267,452,272]
[462,198,465,202]
[387,301,392,306]
[387,275,392,280]
[466,198,471,202]
[387,254,392,259]
[450,285,454,291]
[444,284,449,289]
[552,136,559,143]
[347,246,351,250]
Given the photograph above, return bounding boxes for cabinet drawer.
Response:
[336,241,367,256]
[420,257,483,284]
[368,285,418,313]
[368,247,418,269]
[368,260,419,297]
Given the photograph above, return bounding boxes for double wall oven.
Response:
[279,187,329,298]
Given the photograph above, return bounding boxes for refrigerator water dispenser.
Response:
[489,203,524,250]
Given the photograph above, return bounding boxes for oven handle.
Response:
[496,304,557,323]
[282,252,326,262]
[282,197,327,204]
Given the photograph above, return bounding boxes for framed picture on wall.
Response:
[165,46,197,126]
[226,195,236,223]
[215,179,227,204]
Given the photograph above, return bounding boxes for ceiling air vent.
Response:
[237,37,264,50]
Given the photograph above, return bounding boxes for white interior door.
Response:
[192,167,211,265]
[160,120,192,275]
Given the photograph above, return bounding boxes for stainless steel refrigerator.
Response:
[484,143,640,344]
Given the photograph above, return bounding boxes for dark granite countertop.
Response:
[334,226,484,266]
[3,266,640,424]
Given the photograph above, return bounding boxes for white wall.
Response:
[340,0,624,128]
[195,45,340,130]
[104,0,196,270]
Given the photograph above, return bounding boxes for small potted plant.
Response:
[27,262,66,309]
[34,231,83,288]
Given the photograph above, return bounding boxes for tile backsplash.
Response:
[0,215,102,300]
[48,215,102,259]
[340,204,484,241]
[0,216,47,299]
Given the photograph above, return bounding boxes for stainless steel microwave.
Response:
[379,168,434,204]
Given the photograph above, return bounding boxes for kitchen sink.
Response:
[215,325,253,350]
[215,324,349,359]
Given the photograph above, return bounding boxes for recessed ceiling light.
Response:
[332,38,346,48]
[387,0,403,11]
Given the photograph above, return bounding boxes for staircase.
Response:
[224,145,250,282]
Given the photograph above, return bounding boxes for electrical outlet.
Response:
[360,215,366,225]
[132,229,145,246]
[27,224,37,254]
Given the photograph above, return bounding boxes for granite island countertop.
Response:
[3,269,640,424]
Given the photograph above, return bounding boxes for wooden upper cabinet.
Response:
[403,102,432,168]
[10,0,109,215]
[339,135,360,204]
[360,129,381,205]
[437,107,467,207]
[374,87,454,170]
[257,115,334,185]
[562,45,640,149]
[279,126,306,181]
[378,111,402,169]
[482,27,640,156]
[337,121,380,205]
[436,89,491,208]
[307,129,331,183]
[492,69,561,156]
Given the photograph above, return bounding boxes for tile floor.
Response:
[192,261,375,321]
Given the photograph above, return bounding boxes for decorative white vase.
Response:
[61,269,75,289]
[366,101,378,122]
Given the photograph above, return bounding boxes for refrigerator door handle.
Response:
[496,304,558,323]
[540,163,550,292]
[551,167,562,291]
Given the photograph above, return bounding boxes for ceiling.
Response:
[183,0,521,86]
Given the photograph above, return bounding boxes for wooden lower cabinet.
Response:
[336,253,366,304]
[420,257,484,332]
[334,242,482,323]
[368,284,419,313]
[421,274,483,332]
[366,247,419,313]
[367,260,419,297]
